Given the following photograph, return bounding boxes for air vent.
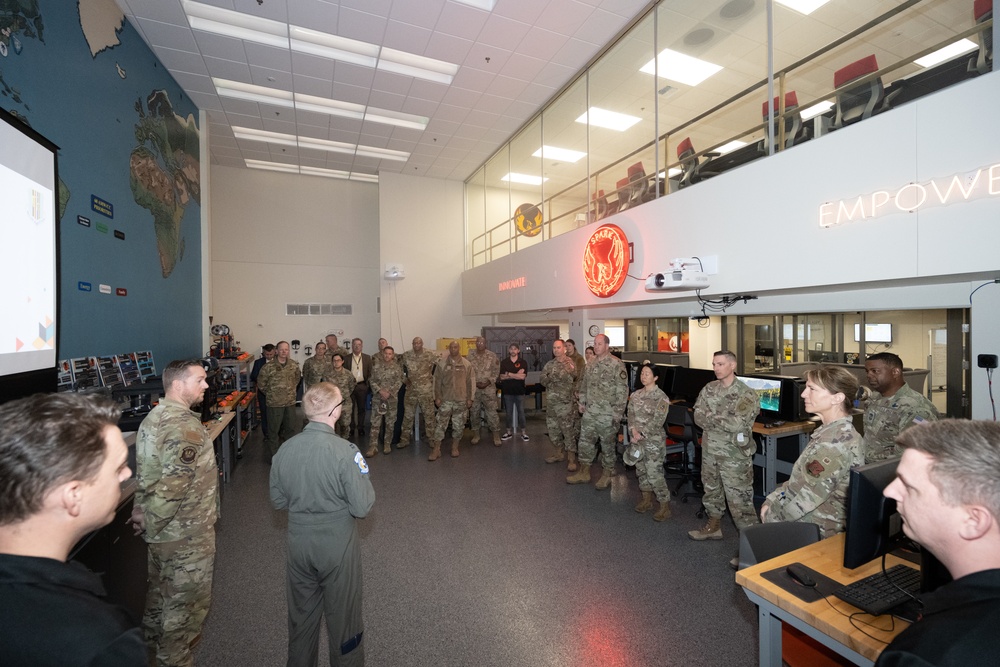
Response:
[286,303,352,316]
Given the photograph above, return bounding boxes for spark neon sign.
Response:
[583,224,630,298]
[819,163,1000,228]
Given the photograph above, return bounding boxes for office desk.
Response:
[736,533,909,667]
[752,420,816,493]
[207,412,236,483]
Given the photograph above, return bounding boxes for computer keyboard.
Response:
[833,564,921,616]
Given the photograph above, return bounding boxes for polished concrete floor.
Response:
[195,410,759,667]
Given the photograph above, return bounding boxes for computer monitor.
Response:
[669,366,716,403]
[854,323,892,343]
[736,375,782,420]
[843,458,901,569]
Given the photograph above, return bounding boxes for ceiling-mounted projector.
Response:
[645,258,710,291]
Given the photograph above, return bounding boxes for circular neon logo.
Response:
[583,224,629,298]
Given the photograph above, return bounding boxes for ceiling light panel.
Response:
[501,173,548,185]
[914,39,977,68]
[182,0,288,48]
[532,146,587,163]
[575,107,642,132]
[290,25,379,68]
[774,0,832,15]
[639,49,723,87]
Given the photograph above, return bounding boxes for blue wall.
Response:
[1,2,201,367]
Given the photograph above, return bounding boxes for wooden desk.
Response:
[206,412,236,483]
[736,533,910,667]
[752,420,816,493]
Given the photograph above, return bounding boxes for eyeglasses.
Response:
[328,397,347,417]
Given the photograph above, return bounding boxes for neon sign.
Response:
[499,277,526,292]
[583,224,629,298]
[820,164,1000,227]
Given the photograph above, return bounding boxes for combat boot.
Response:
[594,470,614,490]
[634,491,653,513]
[397,439,411,450]
[493,431,502,446]
[688,516,723,540]
[544,449,566,464]
[470,429,481,445]
[364,446,377,458]
[653,500,672,522]
[566,451,578,472]
[450,439,460,458]
[383,443,391,454]
[566,463,591,484]
[428,442,441,461]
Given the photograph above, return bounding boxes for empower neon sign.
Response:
[819,164,1000,228]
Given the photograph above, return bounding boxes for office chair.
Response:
[664,403,702,503]
[590,189,609,221]
[626,162,653,206]
[831,54,884,130]
[972,0,993,75]
[613,176,631,214]
[762,91,806,152]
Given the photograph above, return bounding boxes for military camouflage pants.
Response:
[569,409,582,454]
[701,438,759,530]
[470,386,500,435]
[143,529,216,667]
[266,405,300,460]
[335,398,353,439]
[400,386,436,444]
[635,442,670,502]
[434,400,469,442]
[545,399,576,453]
[578,409,620,472]
[368,398,398,449]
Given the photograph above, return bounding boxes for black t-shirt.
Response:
[499,357,528,395]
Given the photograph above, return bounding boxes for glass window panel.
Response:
[467,167,486,268]
[542,78,590,234]
[483,145,511,262]
[508,117,545,252]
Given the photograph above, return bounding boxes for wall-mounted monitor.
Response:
[854,323,892,343]
[0,113,59,403]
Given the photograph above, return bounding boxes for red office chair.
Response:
[676,138,699,189]
[613,176,630,214]
[832,54,884,130]
[762,91,804,151]
[590,189,609,221]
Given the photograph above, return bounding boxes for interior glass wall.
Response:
[542,79,590,236]
[507,118,544,252]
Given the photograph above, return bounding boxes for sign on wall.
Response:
[583,224,630,298]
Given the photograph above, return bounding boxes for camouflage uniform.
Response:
[258,358,302,459]
[539,356,578,455]
[569,352,586,446]
[326,366,357,438]
[135,398,219,667]
[627,385,671,502]
[302,354,333,389]
[325,346,350,363]
[862,384,939,463]
[577,354,629,473]
[368,357,404,453]
[693,378,761,530]
[400,349,438,445]
[763,416,864,538]
[467,348,501,437]
[434,354,474,442]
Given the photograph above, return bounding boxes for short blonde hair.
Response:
[302,382,342,419]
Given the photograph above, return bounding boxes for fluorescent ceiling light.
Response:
[800,100,834,120]
[575,107,642,132]
[300,166,350,179]
[350,173,380,183]
[213,78,294,107]
[377,47,459,85]
[362,108,429,131]
[293,92,366,120]
[233,127,299,147]
[774,0,832,15]
[183,0,288,47]
[914,38,977,68]
[501,173,548,186]
[640,49,723,87]
[532,145,587,163]
[246,159,299,173]
[233,126,410,161]
[289,26,378,68]
[716,140,747,154]
[354,146,411,161]
[452,0,496,9]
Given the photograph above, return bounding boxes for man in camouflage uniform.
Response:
[132,360,219,667]
[367,346,403,457]
[399,337,437,448]
[302,341,332,389]
[432,340,474,460]
[258,341,302,461]
[468,336,502,446]
[689,350,760,542]
[324,334,349,362]
[565,339,587,468]
[567,334,628,488]
[371,337,390,369]
[539,339,579,467]
[863,352,939,462]
[327,352,357,438]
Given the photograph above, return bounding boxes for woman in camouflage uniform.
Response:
[760,366,864,538]
[626,364,672,521]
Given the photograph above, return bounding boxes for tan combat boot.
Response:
[428,442,441,461]
[566,463,591,484]
[544,448,566,464]
[364,446,377,458]
[397,439,411,450]
[634,491,653,513]
[653,500,672,522]
[470,429,481,445]
[566,451,578,472]
[493,431,502,446]
[383,443,391,454]
[450,439,460,458]
[688,516,723,540]
[594,470,614,490]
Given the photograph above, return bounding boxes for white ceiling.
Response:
[115,0,653,182]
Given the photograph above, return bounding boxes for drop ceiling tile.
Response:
[514,26,571,63]
[575,8,627,45]
[536,0,595,35]
[441,86,481,109]
[291,51,335,80]
[212,154,246,168]
[499,52,548,81]
[478,14,532,50]
[535,60,577,88]
[434,2,490,41]
[407,79,450,103]
[390,0,446,30]
[383,20,433,54]
[221,96,262,116]
[225,110,265,129]
[260,117,298,134]
[209,143,242,157]
[486,74,529,98]
[245,42,292,72]
[424,31,475,63]
[451,66,496,93]
[193,29,248,62]
[120,0,189,25]
[338,6,388,44]
[287,0,339,28]
[367,89,406,111]
[464,42,511,70]
[136,18,199,51]
[292,73,334,98]
[333,62,377,89]
[463,108,501,129]
[171,71,217,95]
[400,96,439,117]
[204,55,253,81]
[331,81,373,105]
[154,46,211,75]
[551,37,602,67]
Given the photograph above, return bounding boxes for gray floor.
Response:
[195,410,759,667]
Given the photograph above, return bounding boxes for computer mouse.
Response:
[786,562,817,588]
